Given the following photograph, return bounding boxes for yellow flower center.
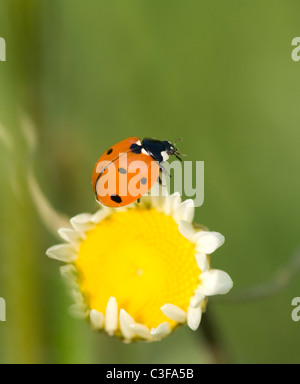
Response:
[75,208,200,330]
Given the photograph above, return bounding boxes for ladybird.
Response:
[92,137,183,208]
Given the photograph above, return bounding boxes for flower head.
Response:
[46,185,233,342]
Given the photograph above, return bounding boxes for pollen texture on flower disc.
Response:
[75,208,200,330]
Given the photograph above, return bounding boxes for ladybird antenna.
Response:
[174,137,183,145]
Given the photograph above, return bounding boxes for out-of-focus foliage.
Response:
[0,0,300,364]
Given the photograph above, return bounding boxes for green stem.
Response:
[200,308,233,364]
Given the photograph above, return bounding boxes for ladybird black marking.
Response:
[118,168,127,174]
[110,194,122,204]
[130,143,142,154]
[107,148,113,155]
[141,177,148,185]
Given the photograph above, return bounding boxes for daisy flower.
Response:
[46,185,233,342]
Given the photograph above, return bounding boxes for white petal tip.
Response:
[69,304,89,319]
[195,253,210,272]
[174,199,195,223]
[196,232,225,254]
[151,322,172,340]
[91,208,111,224]
[46,244,78,262]
[190,291,206,308]
[187,306,202,331]
[130,324,152,340]
[119,309,136,340]
[58,228,82,244]
[60,264,78,286]
[70,213,94,233]
[178,221,196,242]
[105,297,119,334]
[201,270,233,296]
[161,304,187,323]
[90,310,105,330]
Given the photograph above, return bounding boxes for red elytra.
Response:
[92,137,160,208]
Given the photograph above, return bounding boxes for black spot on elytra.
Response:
[110,195,122,204]
[141,177,148,185]
[107,148,113,155]
[118,168,127,174]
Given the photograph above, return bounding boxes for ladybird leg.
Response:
[158,172,168,187]
[159,163,171,177]
[175,153,183,162]
[137,198,141,204]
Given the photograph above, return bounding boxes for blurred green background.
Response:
[1,0,300,364]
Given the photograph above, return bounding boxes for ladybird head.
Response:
[162,139,183,161]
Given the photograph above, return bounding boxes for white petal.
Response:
[169,192,182,212]
[151,322,172,340]
[58,228,84,244]
[119,309,136,340]
[161,184,169,197]
[178,221,197,242]
[71,289,85,305]
[147,175,169,200]
[162,196,172,215]
[69,304,89,319]
[195,231,225,254]
[46,244,78,262]
[90,310,104,330]
[138,194,153,208]
[60,264,78,285]
[105,297,118,335]
[154,196,169,213]
[148,181,161,198]
[91,208,111,223]
[71,213,93,224]
[130,324,152,341]
[173,199,195,223]
[149,188,169,212]
[187,305,202,331]
[111,206,128,213]
[160,192,181,216]
[161,304,186,323]
[70,213,95,233]
[158,174,169,196]
[200,270,233,296]
[155,190,176,216]
[190,290,206,308]
[195,253,210,272]
[69,291,88,319]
